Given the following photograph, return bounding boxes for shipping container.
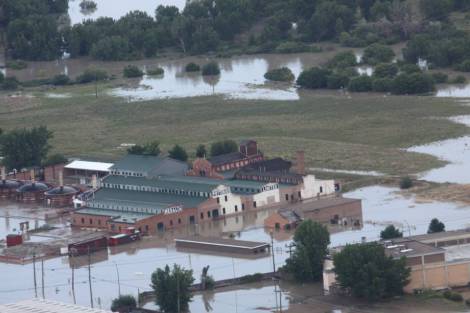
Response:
[68,236,107,256]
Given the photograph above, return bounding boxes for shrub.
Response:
[362,44,395,65]
[264,67,295,82]
[239,273,264,284]
[327,51,357,69]
[391,73,435,95]
[373,63,398,78]
[431,72,448,84]
[372,77,392,92]
[202,62,220,76]
[123,65,143,78]
[326,72,350,89]
[2,77,20,90]
[90,36,130,61]
[6,60,28,70]
[275,41,312,53]
[52,74,70,86]
[296,67,331,89]
[455,60,470,72]
[443,290,463,302]
[147,67,164,76]
[465,298,470,306]
[185,63,200,72]
[451,75,467,84]
[0,71,4,84]
[348,75,373,92]
[399,64,421,74]
[399,177,413,189]
[76,69,108,84]
[110,295,137,312]
[80,0,97,10]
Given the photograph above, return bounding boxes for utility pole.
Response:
[285,243,295,257]
[33,253,37,298]
[41,258,45,299]
[270,232,276,274]
[71,264,76,304]
[176,269,180,313]
[114,262,121,296]
[88,246,94,308]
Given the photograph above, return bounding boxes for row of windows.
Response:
[215,159,250,172]
[104,183,209,198]
[91,202,159,214]
[111,170,144,177]
[237,175,301,184]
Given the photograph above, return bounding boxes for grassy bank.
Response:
[1,84,470,177]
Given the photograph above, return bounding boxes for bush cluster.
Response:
[264,67,295,82]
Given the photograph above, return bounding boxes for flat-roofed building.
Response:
[64,160,114,186]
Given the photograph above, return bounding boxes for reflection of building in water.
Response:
[72,141,337,235]
[68,249,109,268]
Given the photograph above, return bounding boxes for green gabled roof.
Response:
[75,207,152,222]
[103,175,216,193]
[92,187,207,210]
[111,154,188,175]
[158,175,272,192]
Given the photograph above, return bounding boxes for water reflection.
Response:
[110,56,302,101]
[436,84,470,98]
[68,0,187,25]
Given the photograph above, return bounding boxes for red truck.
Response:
[108,228,141,246]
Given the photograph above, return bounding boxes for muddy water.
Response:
[68,0,186,25]
[408,115,470,184]
[2,185,470,308]
[436,84,470,98]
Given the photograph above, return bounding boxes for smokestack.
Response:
[92,175,97,189]
[30,169,35,183]
[59,171,64,188]
[294,151,305,176]
[1,167,5,182]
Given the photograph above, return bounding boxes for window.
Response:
[145,225,149,231]
[285,194,289,201]
[98,220,101,225]
[298,191,301,198]
[253,201,257,208]
[208,211,211,218]
[223,208,226,214]
[200,213,204,219]
[170,220,173,226]
[89,219,93,225]
[81,218,85,224]
[178,218,181,224]
[225,195,228,202]
[217,197,220,204]
[320,186,323,193]
[235,205,238,212]
[242,203,245,211]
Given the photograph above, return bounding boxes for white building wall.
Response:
[301,175,335,199]
[211,185,243,215]
[252,185,280,207]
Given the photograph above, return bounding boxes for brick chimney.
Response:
[294,151,305,175]
[1,166,5,181]
[30,169,35,182]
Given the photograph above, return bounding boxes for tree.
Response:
[333,242,410,300]
[151,264,195,313]
[420,0,453,21]
[127,141,161,156]
[399,176,413,189]
[373,63,398,78]
[284,220,330,282]
[168,145,188,162]
[76,69,108,84]
[428,218,445,234]
[110,295,137,313]
[185,63,200,72]
[264,67,295,82]
[0,72,4,84]
[195,144,207,158]
[210,140,238,157]
[391,73,435,95]
[362,43,395,65]
[2,77,20,90]
[327,51,357,69]
[52,74,70,86]
[0,126,53,170]
[123,65,144,78]
[42,153,68,167]
[202,62,221,76]
[380,225,403,240]
[90,36,131,61]
[348,75,373,92]
[296,67,331,89]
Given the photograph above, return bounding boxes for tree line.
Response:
[127,139,239,162]
[7,0,470,62]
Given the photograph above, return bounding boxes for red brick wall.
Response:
[264,213,290,229]
[71,212,111,229]
[135,207,198,234]
[303,200,362,226]
[44,164,65,184]
[187,159,224,179]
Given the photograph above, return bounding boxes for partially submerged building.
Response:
[72,143,336,234]
[64,160,113,186]
[264,209,302,230]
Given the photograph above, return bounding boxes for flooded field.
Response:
[68,0,186,25]
[408,115,470,184]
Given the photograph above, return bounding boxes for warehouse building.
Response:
[72,145,336,234]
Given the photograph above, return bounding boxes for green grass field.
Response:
[1,83,470,178]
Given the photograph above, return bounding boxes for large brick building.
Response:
[72,144,337,234]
